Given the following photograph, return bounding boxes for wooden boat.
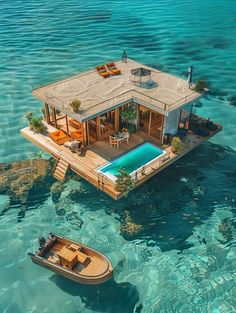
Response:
[28,233,113,285]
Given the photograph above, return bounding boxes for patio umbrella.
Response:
[131,67,151,85]
[187,66,194,88]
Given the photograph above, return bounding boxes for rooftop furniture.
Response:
[131,67,151,86]
[96,65,110,78]
[106,62,121,75]
[49,130,70,145]
[69,118,81,129]
[70,129,82,140]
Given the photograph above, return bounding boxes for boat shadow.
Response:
[49,274,142,313]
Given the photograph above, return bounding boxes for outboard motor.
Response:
[38,236,46,251]
[49,232,55,239]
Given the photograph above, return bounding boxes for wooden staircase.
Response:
[53,158,69,181]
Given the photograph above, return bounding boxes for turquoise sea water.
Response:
[0,0,236,312]
[99,143,164,178]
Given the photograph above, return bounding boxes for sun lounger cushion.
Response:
[106,63,121,75]
[71,130,82,140]
[96,66,110,78]
[49,130,70,145]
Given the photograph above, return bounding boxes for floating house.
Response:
[21,59,222,199]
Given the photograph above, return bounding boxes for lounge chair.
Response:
[69,118,81,129]
[96,65,110,78]
[106,62,121,75]
[49,130,70,145]
[70,129,83,140]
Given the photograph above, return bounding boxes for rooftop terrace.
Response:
[33,59,202,121]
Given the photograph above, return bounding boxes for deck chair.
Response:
[109,136,118,148]
[96,65,110,78]
[106,62,121,75]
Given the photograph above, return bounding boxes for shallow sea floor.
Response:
[0,0,236,312]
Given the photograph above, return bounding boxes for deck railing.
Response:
[131,151,171,182]
[79,89,169,118]
[96,150,172,192]
[44,88,200,120]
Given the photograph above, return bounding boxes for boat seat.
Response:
[48,255,60,265]
[76,251,91,266]
[68,243,82,252]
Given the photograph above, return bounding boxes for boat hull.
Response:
[28,235,113,285]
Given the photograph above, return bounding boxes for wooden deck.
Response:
[21,122,221,200]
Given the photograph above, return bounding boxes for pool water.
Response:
[98,142,164,179]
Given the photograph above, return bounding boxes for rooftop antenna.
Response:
[187,66,194,89]
[121,50,128,63]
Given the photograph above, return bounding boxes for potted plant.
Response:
[31,117,47,134]
[25,112,34,130]
[69,99,81,113]
[194,80,208,92]
[171,136,183,153]
[115,168,134,197]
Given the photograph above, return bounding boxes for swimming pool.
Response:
[98,142,165,180]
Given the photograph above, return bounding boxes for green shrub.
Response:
[120,106,136,123]
[31,117,47,134]
[171,136,183,152]
[115,168,134,197]
[194,80,208,92]
[25,112,33,124]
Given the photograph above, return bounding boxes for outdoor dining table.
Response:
[110,132,125,148]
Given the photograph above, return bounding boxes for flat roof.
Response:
[33,59,202,121]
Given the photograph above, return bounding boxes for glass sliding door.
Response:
[150,111,164,140]
[138,105,150,132]
[138,105,164,141]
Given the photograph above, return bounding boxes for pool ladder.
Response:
[97,173,107,190]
